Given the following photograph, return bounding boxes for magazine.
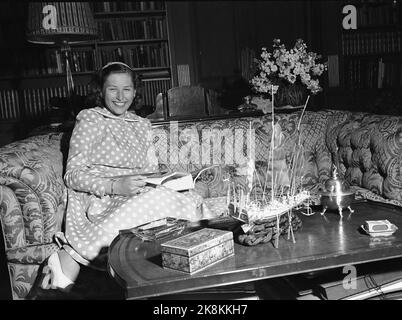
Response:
[104,171,195,192]
[144,171,194,191]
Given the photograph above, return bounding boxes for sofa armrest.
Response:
[0,185,25,250]
[0,184,59,262]
[0,134,67,248]
[380,128,402,201]
[328,114,402,202]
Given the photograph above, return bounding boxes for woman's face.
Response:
[102,72,136,117]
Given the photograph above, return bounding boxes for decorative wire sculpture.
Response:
[226,86,312,247]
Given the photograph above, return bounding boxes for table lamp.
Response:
[26,2,98,114]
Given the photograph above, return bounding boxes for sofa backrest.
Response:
[151,111,331,188]
[1,109,401,204]
[151,109,402,201]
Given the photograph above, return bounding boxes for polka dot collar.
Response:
[92,106,139,122]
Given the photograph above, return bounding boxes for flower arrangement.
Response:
[250,39,327,106]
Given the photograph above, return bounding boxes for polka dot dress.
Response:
[63,107,202,262]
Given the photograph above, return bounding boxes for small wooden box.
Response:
[161,228,234,274]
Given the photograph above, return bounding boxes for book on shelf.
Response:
[141,68,170,79]
[356,2,399,28]
[94,1,166,13]
[103,2,111,12]
[342,31,402,56]
[97,16,167,41]
[0,85,92,121]
[377,58,385,89]
[327,55,339,88]
[142,78,171,106]
[344,51,402,89]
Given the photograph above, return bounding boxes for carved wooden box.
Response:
[161,228,234,274]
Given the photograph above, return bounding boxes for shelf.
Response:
[141,67,171,80]
[97,39,169,46]
[342,87,402,91]
[345,0,397,7]
[94,10,166,18]
[0,71,94,81]
[0,68,171,81]
[20,39,169,50]
[343,53,402,58]
[342,25,402,32]
[137,66,170,71]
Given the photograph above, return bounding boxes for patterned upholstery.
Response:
[1,109,402,299]
[325,111,402,201]
[153,111,333,195]
[0,133,66,299]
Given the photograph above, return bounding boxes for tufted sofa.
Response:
[1,109,402,299]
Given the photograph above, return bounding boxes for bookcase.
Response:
[338,0,402,113]
[0,1,172,124]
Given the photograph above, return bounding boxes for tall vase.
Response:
[274,81,307,108]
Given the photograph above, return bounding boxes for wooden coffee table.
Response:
[108,200,402,299]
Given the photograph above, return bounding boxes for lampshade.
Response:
[26,2,98,45]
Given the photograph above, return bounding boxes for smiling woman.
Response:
[36,62,206,293]
[99,62,137,116]
[102,70,136,117]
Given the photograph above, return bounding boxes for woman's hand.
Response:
[111,175,147,196]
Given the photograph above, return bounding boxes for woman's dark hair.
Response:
[85,62,143,109]
[99,62,137,88]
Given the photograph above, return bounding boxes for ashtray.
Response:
[361,223,398,237]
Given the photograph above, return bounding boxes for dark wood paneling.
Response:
[193,1,238,85]
[167,2,198,87]
[181,1,317,90]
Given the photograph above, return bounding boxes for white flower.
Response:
[287,74,297,84]
[250,39,327,96]
[301,73,311,82]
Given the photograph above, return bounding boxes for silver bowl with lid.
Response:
[320,167,355,217]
